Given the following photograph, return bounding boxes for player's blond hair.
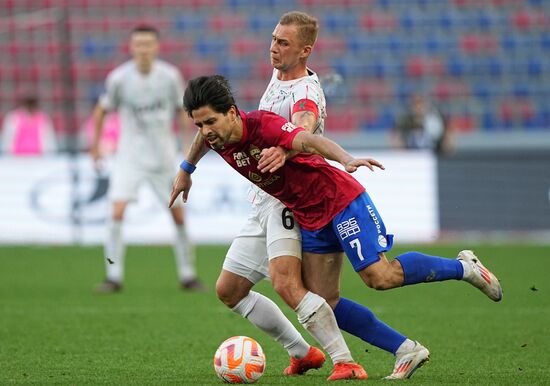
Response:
[279,11,318,46]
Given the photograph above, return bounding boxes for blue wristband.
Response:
[180,160,196,174]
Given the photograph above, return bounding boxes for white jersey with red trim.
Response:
[249,68,327,207]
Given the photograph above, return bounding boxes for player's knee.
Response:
[271,274,302,307]
[215,279,242,308]
[361,269,394,290]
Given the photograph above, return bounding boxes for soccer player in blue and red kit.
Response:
[171,74,503,380]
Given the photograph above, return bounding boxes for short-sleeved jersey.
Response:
[259,68,326,135]
[100,59,184,170]
[209,110,365,231]
[249,68,327,207]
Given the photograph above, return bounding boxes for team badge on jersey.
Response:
[249,145,261,161]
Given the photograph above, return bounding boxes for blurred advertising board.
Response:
[0,151,438,245]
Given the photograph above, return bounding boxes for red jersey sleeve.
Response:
[259,111,304,150]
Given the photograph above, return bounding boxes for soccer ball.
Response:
[213,336,266,383]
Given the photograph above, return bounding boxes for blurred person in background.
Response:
[91,24,203,293]
[391,94,453,155]
[1,94,57,156]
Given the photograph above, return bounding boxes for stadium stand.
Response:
[0,0,549,145]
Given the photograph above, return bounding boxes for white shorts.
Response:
[223,197,301,283]
[109,164,180,207]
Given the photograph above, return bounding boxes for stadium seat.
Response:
[248,13,280,32]
[195,37,228,57]
[173,14,206,33]
[217,60,252,80]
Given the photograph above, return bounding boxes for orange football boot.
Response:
[327,362,368,381]
[284,346,326,375]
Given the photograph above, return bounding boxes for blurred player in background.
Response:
[91,25,203,293]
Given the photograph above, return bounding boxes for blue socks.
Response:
[334,297,406,355]
[396,251,464,285]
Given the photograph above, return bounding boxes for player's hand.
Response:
[169,169,192,207]
[90,145,104,171]
[258,146,287,173]
[344,158,385,173]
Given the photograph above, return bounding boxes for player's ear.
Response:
[229,106,238,122]
[301,45,312,59]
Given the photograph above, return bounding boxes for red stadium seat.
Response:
[354,80,393,103]
[405,56,445,77]
[512,10,549,30]
[231,37,267,57]
[179,60,217,80]
[325,106,360,132]
[359,12,398,31]
[314,36,347,56]
[460,33,498,55]
[448,114,476,133]
[433,81,470,101]
[208,14,247,32]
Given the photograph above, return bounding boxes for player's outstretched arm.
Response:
[291,131,385,173]
[169,131,210,207]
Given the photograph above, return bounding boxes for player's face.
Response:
[130,32,159,67]
[191,105,238,149]
[270,23,308,72]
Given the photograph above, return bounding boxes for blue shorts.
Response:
[301,192,394,272]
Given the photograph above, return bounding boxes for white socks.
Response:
[232,291,310,359]
[395,338,416,356]
[295,291,353,364]
[459,259,473,280]
[105,220,124,283]
[174,224,196,282]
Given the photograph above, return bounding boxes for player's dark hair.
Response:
[131,24,159,38]
[183,75,238,117]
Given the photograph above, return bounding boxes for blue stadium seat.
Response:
[87,84,103,103]
[399,12,416,30]
[513,83,530,98]
[173,14,206,33]
[217,60,252,80]
[541,34,550,51]
[472,82,491,100]
[323,13,357,33]
[527,58,543,77]
[249,13,280,32]
[195,37,227,57]
[80,38,116,58]
[438,10,453,30]
[481,112,499,131]
[369,108,394,131]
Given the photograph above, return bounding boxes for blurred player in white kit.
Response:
[91,25,203,293]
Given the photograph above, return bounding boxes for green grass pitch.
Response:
[1,244,549,385]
